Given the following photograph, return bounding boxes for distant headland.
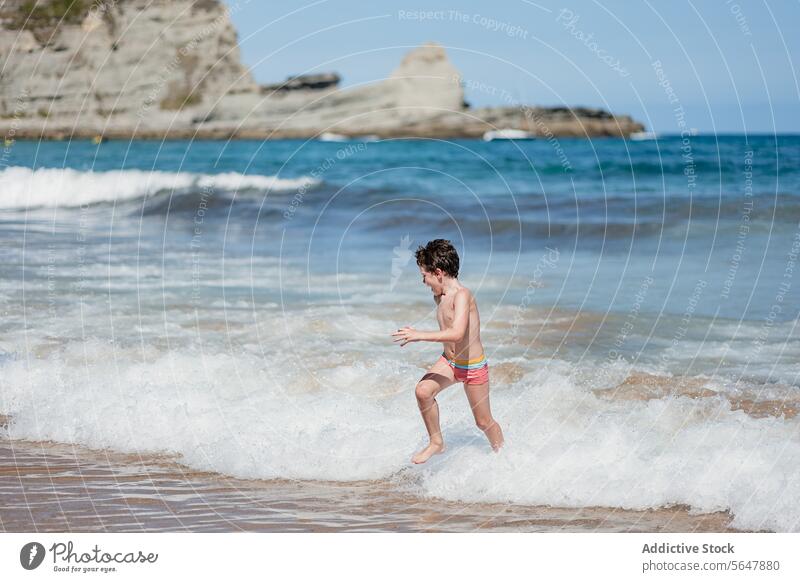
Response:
[0,0,645,140]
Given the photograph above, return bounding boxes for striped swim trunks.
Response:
[439,352,490,385]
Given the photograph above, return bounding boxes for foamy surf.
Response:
[0,166,318,208]
[1,338,798,532]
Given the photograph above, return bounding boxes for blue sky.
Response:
[224,0,799,133]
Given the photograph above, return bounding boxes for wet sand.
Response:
[0,434,741,533]
[593,372,800,420]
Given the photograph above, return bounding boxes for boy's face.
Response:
[419,266,444,295]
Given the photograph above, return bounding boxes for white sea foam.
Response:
[2,337,799,532]
[0,166,318,208]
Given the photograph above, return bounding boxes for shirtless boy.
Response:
[392,239,504,464]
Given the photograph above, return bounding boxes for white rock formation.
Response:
[0,0,642,139]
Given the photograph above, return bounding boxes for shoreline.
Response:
[0,435,744,533]
[2,127,637,142]
[2,133,796,147]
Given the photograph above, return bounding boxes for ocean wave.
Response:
[1,339,798,531]
[512,191,800,223]
[0,166,319,209]
[358,191,800,240]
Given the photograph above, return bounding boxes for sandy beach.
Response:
[0,430,741,533]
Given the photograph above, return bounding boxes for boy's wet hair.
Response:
[415,239,460,278]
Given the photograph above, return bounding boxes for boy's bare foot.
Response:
[411,442,445,464]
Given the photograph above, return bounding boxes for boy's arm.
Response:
[392,289,470,346]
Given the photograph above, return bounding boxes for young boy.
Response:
[392,239,504,464]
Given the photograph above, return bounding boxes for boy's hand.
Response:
[392,326,419,347]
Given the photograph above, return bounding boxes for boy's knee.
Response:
[415,383,434,402]
[475,416,495,431]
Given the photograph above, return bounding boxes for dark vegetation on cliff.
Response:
[3,0,92,43]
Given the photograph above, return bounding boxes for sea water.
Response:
[0,135,798,531]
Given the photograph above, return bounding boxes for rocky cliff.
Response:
[0,0,644,139]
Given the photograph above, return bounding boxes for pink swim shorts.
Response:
[438,352,490,385]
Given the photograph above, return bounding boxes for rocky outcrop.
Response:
[261,73,340,93]
[206,43,467,137]
[0,0,644,139]
[0,0,257,137]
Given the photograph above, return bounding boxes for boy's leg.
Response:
[412,357,456,464]
[464,382,504,451]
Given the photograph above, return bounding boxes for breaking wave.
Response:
[0,166,319,209]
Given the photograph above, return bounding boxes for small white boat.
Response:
[629,131,658,141]
[318,132,349,142]
[482,128,535,141]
